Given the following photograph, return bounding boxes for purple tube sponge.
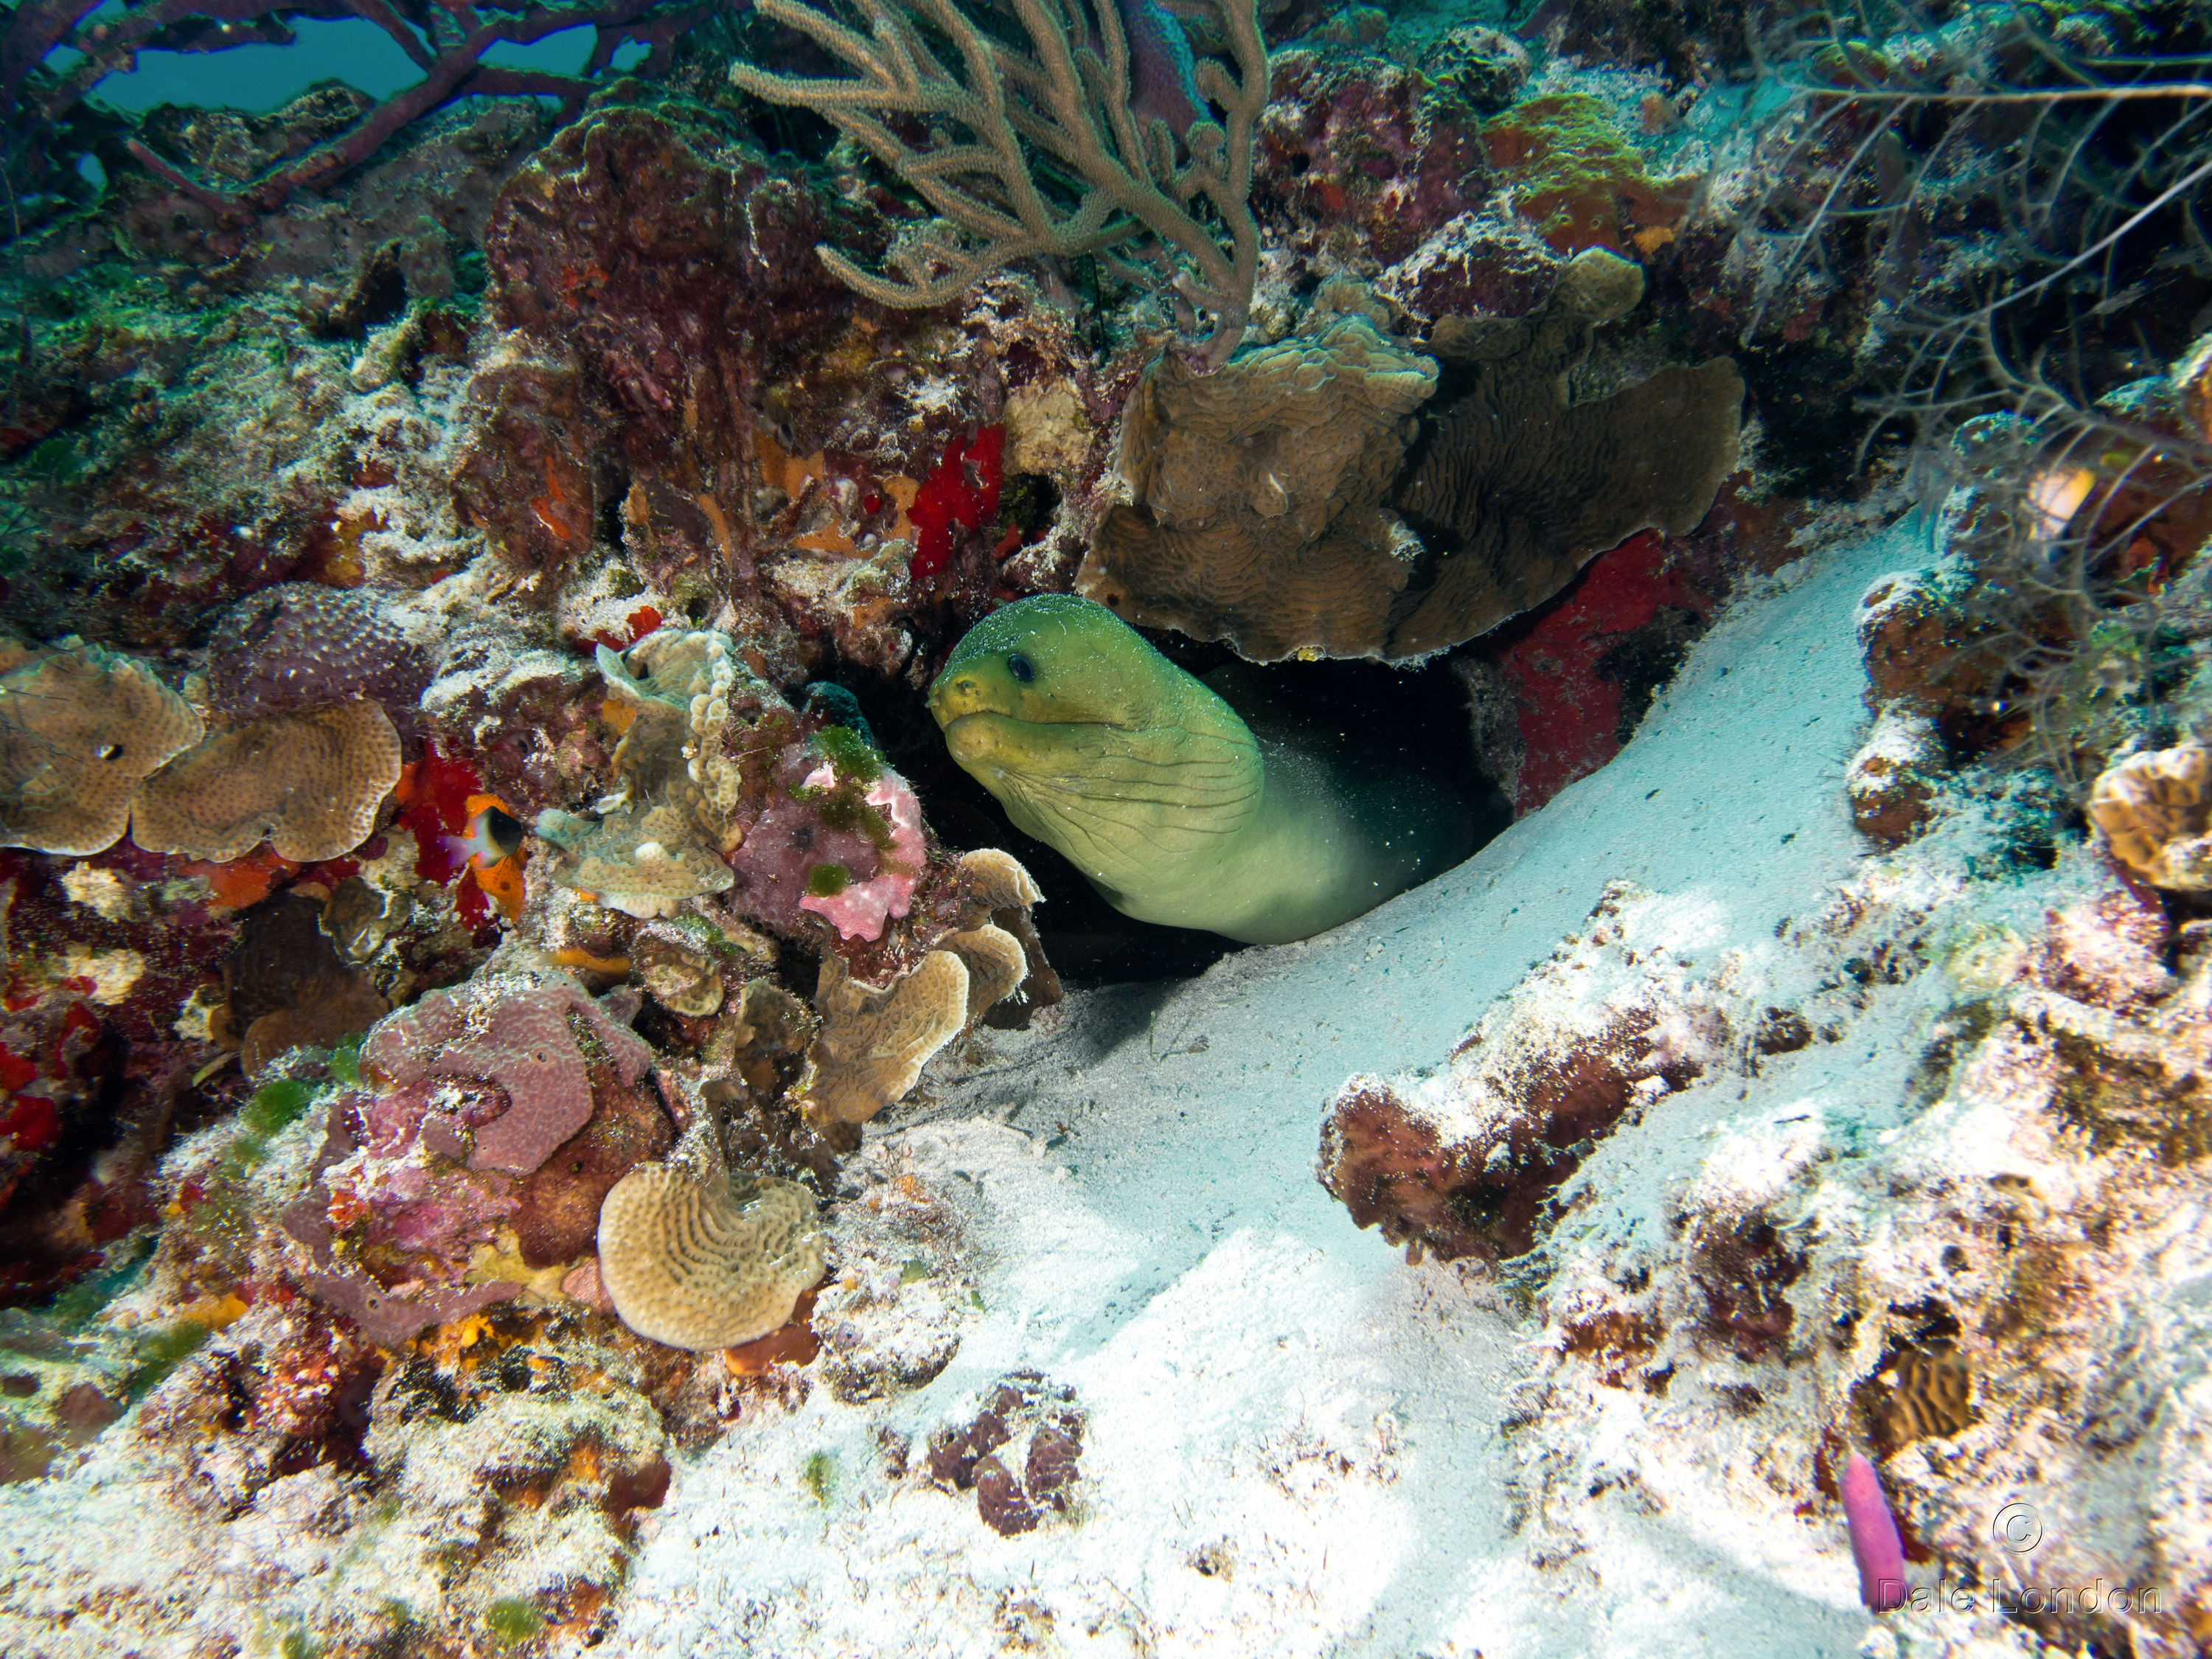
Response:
[1841,1451,1909,1612]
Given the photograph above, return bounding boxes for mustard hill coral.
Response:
[596,1132,827,1350]
[2087,744,2212,889]
[0,639,205,855]
[130,700,403,863]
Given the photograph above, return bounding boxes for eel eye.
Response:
[1006,652,1035,684]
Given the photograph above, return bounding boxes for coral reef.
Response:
[1082,252,1742,662]
[18,2,2212,1650]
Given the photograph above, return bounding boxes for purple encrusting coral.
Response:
[203,583,434,725]
[358,972,653,1175]
[279,973,667,1342]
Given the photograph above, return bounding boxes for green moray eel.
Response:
[928,595,1472,945]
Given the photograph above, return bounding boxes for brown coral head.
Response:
[1079,252,1743,664]
[1079,306,1436,662]
[596,1158,826,1351]
[1387,250,1743,660]
[131,699,402,863]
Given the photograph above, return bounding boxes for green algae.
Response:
[484,1598,546,1644]
[805,862,852,897]
[801,1449,835,1503]
[815,723,882,782]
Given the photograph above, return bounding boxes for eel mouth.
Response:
[939,711,1138,779]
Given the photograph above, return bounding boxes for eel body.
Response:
[928,595,1470,945]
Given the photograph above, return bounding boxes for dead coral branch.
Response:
[730,0,1265,361]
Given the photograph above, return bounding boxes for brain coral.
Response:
[0,638,204,855]
[597,1138,827,1350]
[2087,744,2212,888]
[204,583,434,723]
[358,972,655,1175]
[131,700,403,863]
[1079,251,1742,662]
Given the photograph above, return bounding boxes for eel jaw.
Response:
[939,712,1043,782]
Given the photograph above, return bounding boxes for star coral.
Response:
[202,584,433,726]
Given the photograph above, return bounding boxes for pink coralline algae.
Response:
[286,973,669,1341]
[1842,1452,1910,1612]
[731,744,927,943]
[796,764,926,943]
[359,972,653,1175]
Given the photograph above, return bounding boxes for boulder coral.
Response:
[202,583,434,726]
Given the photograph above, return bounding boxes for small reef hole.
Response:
[862,625,1502,987]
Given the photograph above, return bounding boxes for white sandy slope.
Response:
[602,504,2065,1659]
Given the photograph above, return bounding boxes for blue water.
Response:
[52,17,649,116]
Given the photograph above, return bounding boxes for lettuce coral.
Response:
[130,700,403,864]
[0,639,204,855]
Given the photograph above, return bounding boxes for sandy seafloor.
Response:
[589,504,2058,1659]
[7,502,2175,1659]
